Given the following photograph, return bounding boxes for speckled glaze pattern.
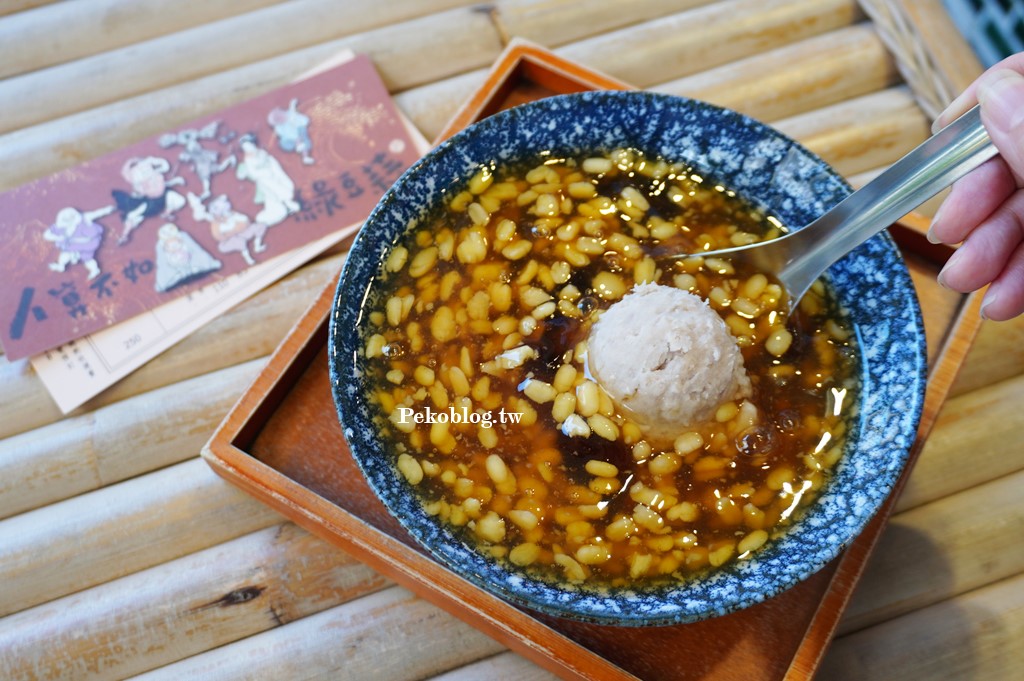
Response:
[329,91,927,626]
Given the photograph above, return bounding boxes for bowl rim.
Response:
[328,90,927,626]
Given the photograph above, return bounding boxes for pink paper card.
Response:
[0,53,419,360]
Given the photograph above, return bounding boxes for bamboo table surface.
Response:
[1,1,1023,679]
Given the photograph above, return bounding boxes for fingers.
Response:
[928,156,1017,244]
[930,53,1024,320]
[938,188,1024,293]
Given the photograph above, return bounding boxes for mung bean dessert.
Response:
[358,148,857,588]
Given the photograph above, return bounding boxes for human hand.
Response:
[928,53,1024,321]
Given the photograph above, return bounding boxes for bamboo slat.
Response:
[0,254,340,441]
[394,71,489,143]
[897,373,1024,513]
[0,458,282,618]
[557,0,862,88]
[821,572,1024,680]
[128,586,505,681]
[656,24,899,123]
[0,0,53,17]
[0,0,487,135]
[431,652,559,681]
[0,359,261,520]
[491,0,717,46]
[377,0,775,139]
[774,85,931,177]
[0,0,286,80]
[0,357,59,441]
[952,316,1024,396]
[839,469,1024,635]
[0,523,391,681]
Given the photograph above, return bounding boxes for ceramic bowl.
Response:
[328,91,926,626]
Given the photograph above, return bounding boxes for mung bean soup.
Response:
[357,148,857,588]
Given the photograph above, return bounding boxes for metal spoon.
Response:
[671,105,996,312]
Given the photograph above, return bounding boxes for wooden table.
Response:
[1,1,1022,679]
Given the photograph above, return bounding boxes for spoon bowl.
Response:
[666,105,996,312]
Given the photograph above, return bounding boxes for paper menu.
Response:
[1,52,420,361]
[31,105,431,414]
[25,53,432,413]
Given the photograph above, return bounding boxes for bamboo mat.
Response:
[1,1,1023,679]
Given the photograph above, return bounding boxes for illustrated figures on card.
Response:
[43,206,112,281]
[111,155,187,244]
[158,120,237,200]
[0,54,420,360]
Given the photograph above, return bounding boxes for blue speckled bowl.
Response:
[329,91,927,626]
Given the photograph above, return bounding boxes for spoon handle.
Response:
[782,105,996,296]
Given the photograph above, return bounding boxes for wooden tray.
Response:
[203,41,984,680]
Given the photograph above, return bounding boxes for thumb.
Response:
[977,69,1024,183]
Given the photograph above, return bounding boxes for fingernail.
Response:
[980,289,998,320]
[978,69,1024,131]
[934,89,974,132]
[926,206,945,244]
[937,248,962,288]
